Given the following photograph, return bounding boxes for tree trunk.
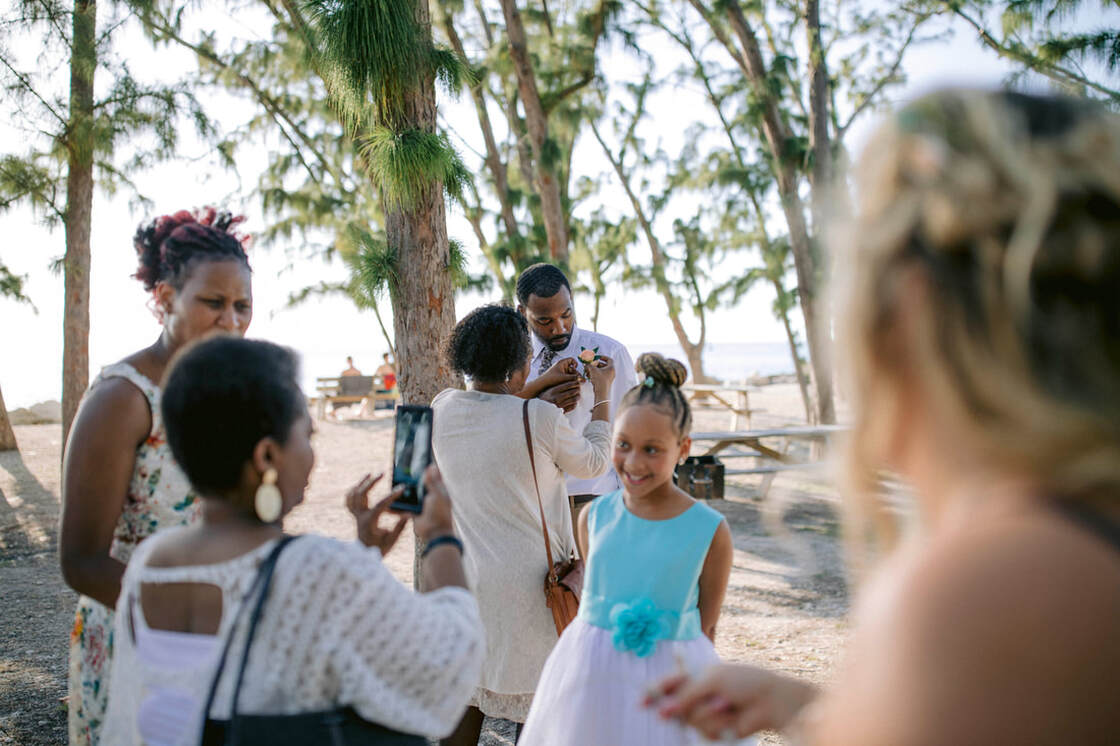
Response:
[0,383,17,452]
[774,280,816,425]
[805,0,835,231]
[683,343,711,387]
[388,0,459,408]
[499,0,568,261]
[388,0,461,589]
[719,0,835,424]
[62,0,96,448]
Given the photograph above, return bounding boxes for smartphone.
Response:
[390,405,433,513]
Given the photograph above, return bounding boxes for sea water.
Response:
[624,341,798,383]
[300,341,797,395]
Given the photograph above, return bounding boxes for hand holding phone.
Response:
[346,473,410,554]
[390,405,434,513]
[414,465,456,543]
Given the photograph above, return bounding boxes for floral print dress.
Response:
[68,363,199,746]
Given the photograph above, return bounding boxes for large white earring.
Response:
[254,468,282,523]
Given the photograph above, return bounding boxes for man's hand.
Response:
[539,378,582,413]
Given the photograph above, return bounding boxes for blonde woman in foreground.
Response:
[651,89,1120,744]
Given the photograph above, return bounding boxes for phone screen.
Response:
[390,405,433,512]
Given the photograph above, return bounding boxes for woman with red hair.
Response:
[60,207,254,745]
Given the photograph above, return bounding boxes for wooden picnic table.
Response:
[682,383,761,430]
[691,424,846,461]
[690,426,847,499]
[313,375,398,419]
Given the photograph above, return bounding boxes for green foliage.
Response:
[358,127,470,210]
[447,237,493,293]
[570,206,637,326]
[0,3,217,220]
[0,262,34,309]
[0,154,62,224]
[949,1,1120,104]
[304,0,425,126]
[434,0,622,279]
[305,0,471,129]
[1039,30,1120,72]
[287,222,487,322]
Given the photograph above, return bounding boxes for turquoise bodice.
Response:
[578,490,723,645]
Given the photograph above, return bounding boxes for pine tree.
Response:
[303,0,467,405]
[947,0,1120,103]
[0,1,214,445]
[0,232,35,449]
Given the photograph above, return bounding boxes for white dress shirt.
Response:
[526,326,637,496]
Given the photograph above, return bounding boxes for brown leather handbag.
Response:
[522,400,584,636]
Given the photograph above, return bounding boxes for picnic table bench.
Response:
[690,425,847,497]
[682,383,761,430]
[314,375,397,419]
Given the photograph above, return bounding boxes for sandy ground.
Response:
[0,384,848,745]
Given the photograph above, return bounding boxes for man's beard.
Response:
[546,333,571,352]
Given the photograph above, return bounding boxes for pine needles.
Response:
[359,127,470,210]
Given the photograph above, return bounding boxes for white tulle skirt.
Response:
[519,617,725,746]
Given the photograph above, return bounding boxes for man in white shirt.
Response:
[516,263,638,536]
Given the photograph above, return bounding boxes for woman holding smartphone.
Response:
[99,337,484,744]
[432,304,615,745]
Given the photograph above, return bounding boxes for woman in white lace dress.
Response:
[60,208,254,745]
[101,337,484,744]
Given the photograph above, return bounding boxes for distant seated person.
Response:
[332,359,374,417]
[341,356,362,377]
[375,353,397,392]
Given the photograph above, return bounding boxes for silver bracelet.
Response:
[591,399,610,410]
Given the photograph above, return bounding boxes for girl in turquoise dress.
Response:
[519,353,734,746]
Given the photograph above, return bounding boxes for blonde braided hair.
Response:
[838,89,1120,554]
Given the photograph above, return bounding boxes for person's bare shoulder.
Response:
[833,507,1120,745]
[77,375,152,441]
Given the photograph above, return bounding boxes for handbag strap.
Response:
[200,535,297,744]
[522,400,556,575]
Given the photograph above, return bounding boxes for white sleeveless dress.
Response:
[68,363,199,746]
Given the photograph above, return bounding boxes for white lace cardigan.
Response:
[101,530,484,744]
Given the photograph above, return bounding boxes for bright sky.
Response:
[1,4,1108,410]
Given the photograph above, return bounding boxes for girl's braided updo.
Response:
[619,353,692,438]
[133,206,251,292]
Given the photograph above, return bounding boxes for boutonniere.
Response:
[578,346,601,378]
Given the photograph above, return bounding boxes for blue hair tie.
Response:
[643,376,656,388]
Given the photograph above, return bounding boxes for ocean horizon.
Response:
[298,340,797,395]
[3,341,798,411]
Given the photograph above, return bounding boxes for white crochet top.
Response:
[101,530,484,744]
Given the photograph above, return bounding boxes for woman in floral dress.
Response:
[59,207,254,745]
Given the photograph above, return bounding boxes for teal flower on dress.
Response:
[609,598,670,658]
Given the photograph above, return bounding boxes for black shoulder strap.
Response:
[200,535,297,743]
